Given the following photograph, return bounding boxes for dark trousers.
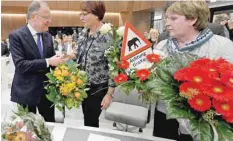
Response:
[178,134,193,141]
[153,109,194,141]
[82,82,108,128]
[153,109,179,140]
[22,93,55,122]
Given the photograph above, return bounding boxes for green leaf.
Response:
[145,78,168,90]
[46,94,55,102]
[56,105,64,111]
[217,121,233,141]
[156,65,175,84]
[46,73,56,83]
[189,119,213,141]
[65,98,74,109]
[79,89,88,99]
[46,85,58,102]
[74,100,81,108]
[166,98,195,119]
[119,81,135,95]
[158,86,178,100]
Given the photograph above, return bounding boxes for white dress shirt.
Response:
[27,24,49,67]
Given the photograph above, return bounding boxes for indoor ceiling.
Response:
[1,1,167,14]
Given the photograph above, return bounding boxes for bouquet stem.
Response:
[210,123,218,141]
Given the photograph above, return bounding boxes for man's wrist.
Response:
[46,58,49,67]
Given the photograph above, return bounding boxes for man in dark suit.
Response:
[1,41,9,56]
[158,23,227,42]
[9,1,65,122]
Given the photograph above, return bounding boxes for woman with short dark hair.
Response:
[65,1,114,128]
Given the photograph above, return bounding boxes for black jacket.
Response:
[9,25,55,105]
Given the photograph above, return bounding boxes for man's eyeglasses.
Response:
[37,14,51,20]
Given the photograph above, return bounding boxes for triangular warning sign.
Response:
[121,22,152,60]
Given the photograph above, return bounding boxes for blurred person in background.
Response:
[148,28,159,50]
[1,40,9,56]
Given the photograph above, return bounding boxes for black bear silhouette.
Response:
[128,37,141,52]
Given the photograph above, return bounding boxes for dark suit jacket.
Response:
[158,23,227,42]
[9,25,55,105]
[1,42,9,56]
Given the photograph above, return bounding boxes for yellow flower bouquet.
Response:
[45,60,88,111]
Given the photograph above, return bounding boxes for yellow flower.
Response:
[66,82,76,91]
[75,92,81,99]
[54,69,62,77]
[61,69,70,77]
[56,76,64,81]
[60,85,69,96]
[76,78,84,86]
[14,131,28,141]
[60,65,68,70]
[70,75,77,82]
[5,133,13,140]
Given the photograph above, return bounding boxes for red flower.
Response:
[213,99,233,118]
[188,95,211,112]
[189,58,221,80]
[202,81,233,102]
[190,58,213,68]
[136,69,150,81]
[218,61,233,74]
[223,115,233,123]
[174,67,190,81]
[174,68,213,84]
[146,54,160,63]
[179,82,202,99]
[117,60,130,69]
[221,71,233,88]
[114,73,128,84]
[215,58,229,64]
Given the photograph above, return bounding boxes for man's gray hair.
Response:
[27,1,48,19]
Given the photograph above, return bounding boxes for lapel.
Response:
[22,25,41,58]
[41,32,48,58]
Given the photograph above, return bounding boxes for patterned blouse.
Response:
[75,28,114,86]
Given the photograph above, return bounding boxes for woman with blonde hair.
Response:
[153,1,233,141]
[148,28,159,50]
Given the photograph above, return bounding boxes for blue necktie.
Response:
[36,33,43,57]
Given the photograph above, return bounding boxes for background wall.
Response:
[1,1,166,40]
[1,14,26,40]
[1,12,119,40]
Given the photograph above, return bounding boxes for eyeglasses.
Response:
[36,14,51,20]
[79,12,90,17]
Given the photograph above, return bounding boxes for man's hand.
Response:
[61,51,76,62]
[48,55,65,66]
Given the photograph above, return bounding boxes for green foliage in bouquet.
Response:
[105,27,160,104]
[1,105,51,141]
[45,60,88,111]
[146,53,233,141]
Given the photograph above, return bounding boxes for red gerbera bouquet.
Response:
[147,53,233,141]
[174,57,233,123]
[104,26,162,103]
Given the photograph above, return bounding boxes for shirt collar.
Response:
[27,23,38,36]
